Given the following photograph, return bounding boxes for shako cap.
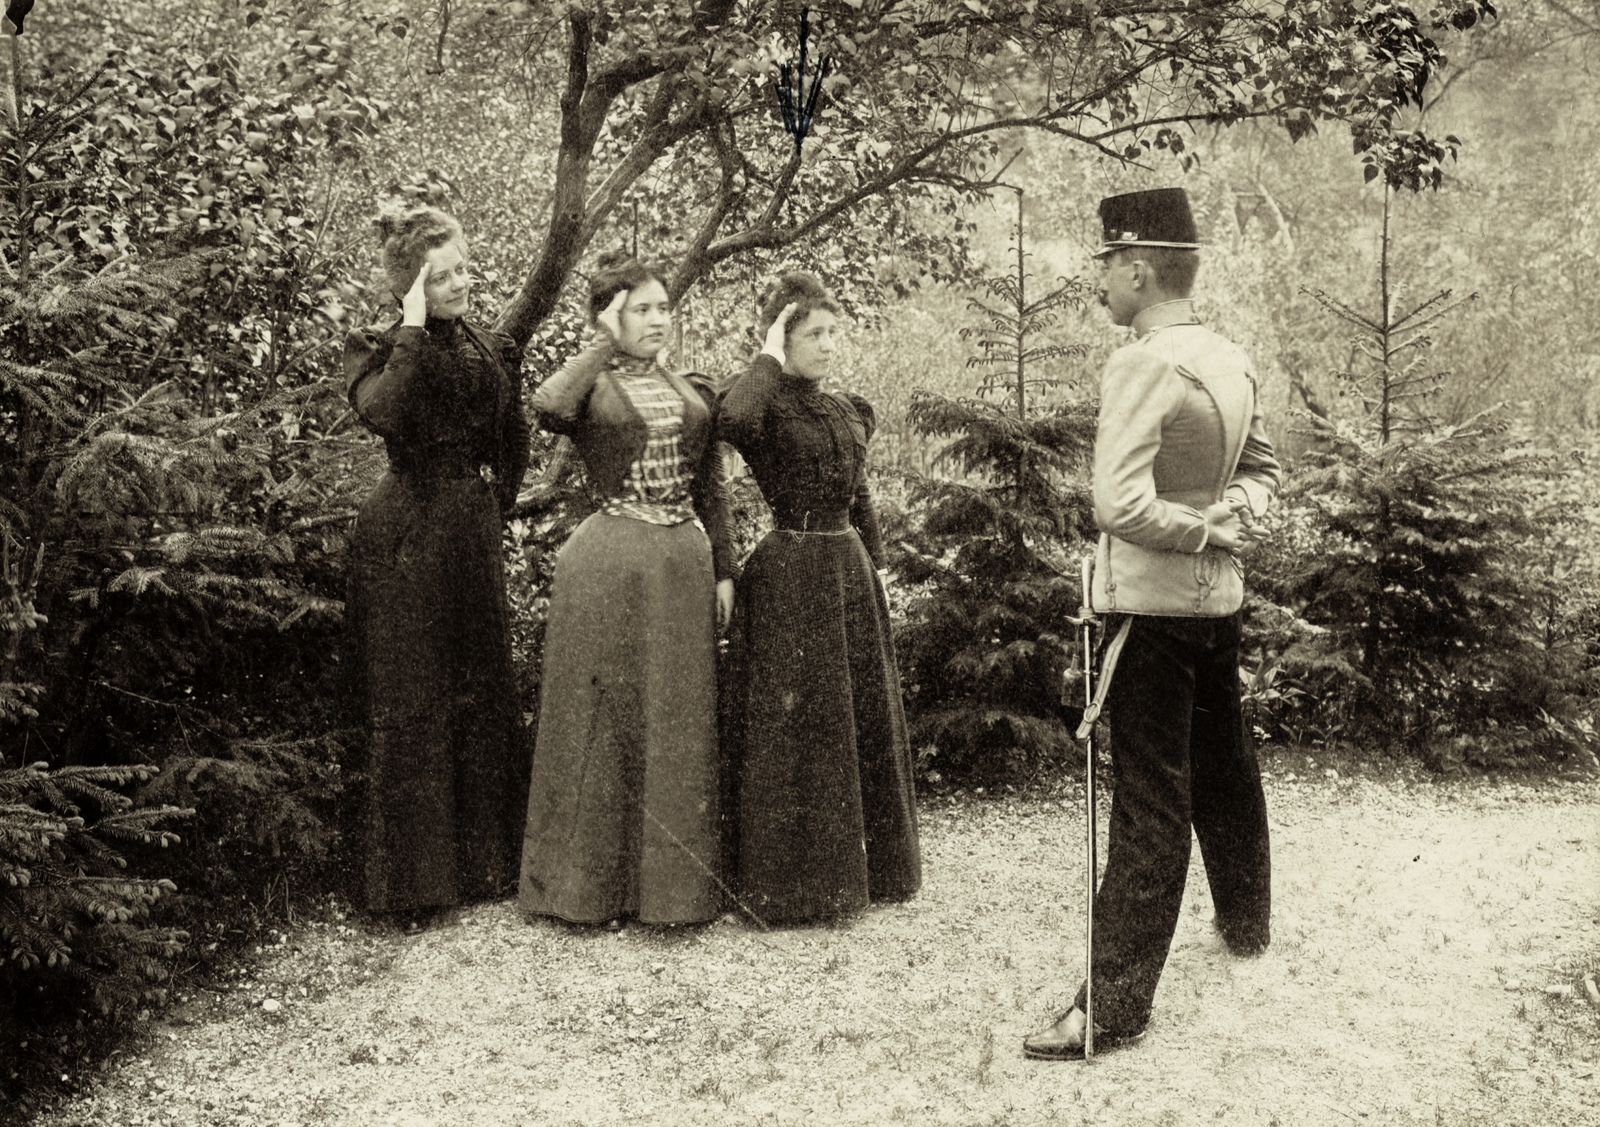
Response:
[1095,188,1200,258]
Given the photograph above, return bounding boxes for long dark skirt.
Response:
[519,513,721,925]
[346,472,525,914]
[721,527,921,924]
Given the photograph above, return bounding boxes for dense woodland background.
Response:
[0,0,1595,1108]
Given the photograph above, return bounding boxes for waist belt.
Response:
[773,508,850,533]
[390,458,496,483]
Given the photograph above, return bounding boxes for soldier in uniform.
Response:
[1024,188,1282,1060]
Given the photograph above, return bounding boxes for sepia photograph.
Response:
[0,0,1596,1123]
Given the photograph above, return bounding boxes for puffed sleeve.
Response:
[687,375,739,582]
[717,352,784,455]
[1092,347,1209,553]
[492,329,531,517]
[1223,374,1282,521]
[529,336,614,436]
[842,392,887,569]
[345,323,429,440]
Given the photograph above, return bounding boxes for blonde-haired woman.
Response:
[344,202,529,927]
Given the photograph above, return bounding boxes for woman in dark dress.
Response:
[344,203,530,924]
[718,271,922,924]
[518,254,736,926]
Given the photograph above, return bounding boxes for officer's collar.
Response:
[1131,299,1199,339]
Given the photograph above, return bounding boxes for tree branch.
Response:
[577,78,710,253]
[496,19,696,346]
[669,114,746,302]
[497,12,600,346]
[512,437,574,517]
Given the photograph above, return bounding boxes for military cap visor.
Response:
[1095,187,1201,257]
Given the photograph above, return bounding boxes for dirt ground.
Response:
[27,756,1600,1127]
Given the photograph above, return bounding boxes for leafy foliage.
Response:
[0,16,379,1091]
[291,0,1498,351]
[0,761,191,1037]
[893,207,1098,784]
[1245,195,1597,766]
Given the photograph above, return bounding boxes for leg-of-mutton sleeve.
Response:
[528,337,615,436]
[687,376,739,582]
[717,352,784,454]
[345,323,427,440]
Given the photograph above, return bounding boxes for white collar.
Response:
[1132,299,1199,339]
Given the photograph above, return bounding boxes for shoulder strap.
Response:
[1175,360,1255,485]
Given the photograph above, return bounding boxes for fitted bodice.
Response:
[717,353,886,566]
[722,364,869,523]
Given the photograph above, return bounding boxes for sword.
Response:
[1079,556,1098,1056]
[1061,553,1132,1059]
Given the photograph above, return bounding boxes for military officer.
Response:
[1024,187,1282,1060]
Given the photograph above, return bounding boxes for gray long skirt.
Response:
[519,512,721,924]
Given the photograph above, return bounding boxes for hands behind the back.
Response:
[1203,499,1270,556]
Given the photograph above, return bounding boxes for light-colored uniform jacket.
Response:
[1090,322,1281,617]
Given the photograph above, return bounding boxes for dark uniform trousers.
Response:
[1071,610,1272,1035]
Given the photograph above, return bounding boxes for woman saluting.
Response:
[519,253,735,927]
[718,271,921,924]
[344,203,529,926]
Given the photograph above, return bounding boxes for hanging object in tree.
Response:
[4,0,34,35]
[775,7,830,152]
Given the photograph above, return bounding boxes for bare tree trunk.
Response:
[7,30,29,284]
[1254,179,1296,256]
[1012,188,1028,507]
[1014,188,1026,423]
[1366,186,1394,681]
[1378,186,1393,446]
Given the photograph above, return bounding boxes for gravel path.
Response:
[31,766,1600,1127]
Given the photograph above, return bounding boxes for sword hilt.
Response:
[1063,605,1099,628]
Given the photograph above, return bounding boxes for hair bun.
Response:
[781,270,825,293]
[372,202,463,297]
[758,270,827,312]
[755,269,841,335]
[594,248,638,275]
[372,199,413,243]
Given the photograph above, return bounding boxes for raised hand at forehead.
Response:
[596,289,627,343]
[401,260,432,327]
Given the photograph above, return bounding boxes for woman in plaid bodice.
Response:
[518,253,736,926]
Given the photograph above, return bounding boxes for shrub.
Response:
[893,203,1100,785]
[0,760,191,1094]
[0,19,382,1085]
[1243,198,1598,767]
[0,762,189,984]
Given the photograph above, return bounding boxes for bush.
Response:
[0,762,189,981]
[1239,202,1599,767]
[892,229,1100,785]
[0,761,191,1094]
[0,16,386,1090]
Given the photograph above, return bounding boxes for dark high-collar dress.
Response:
[343,313,530,913]
[717,354,922,924]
